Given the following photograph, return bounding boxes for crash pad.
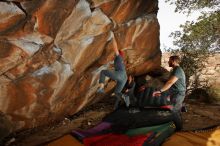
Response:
[81,122,175,146]
[142,122,175,146]
[103,107,182,130]
[46,135,83,146]
[162,126,220,146]
[137,87,171,107]
[83,132,154,146]
[72,122,112,140]
[125,122,175,136]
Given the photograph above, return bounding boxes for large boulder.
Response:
[0,0,161,134]
[0,2,26,34]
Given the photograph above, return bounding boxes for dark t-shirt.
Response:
[114,55,126,71]
[170,66,186,93]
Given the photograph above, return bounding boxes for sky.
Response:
[158,1,201,52]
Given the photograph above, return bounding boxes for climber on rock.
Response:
[97,33,129,109]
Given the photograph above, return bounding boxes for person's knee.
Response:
[114,92,122,99]
[176,96,185,105]
[115,83,124,93]
[173,102,183,111]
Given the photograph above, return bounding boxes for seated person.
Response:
[114,75,136,109]
[132,75,172,110]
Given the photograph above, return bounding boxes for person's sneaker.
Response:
[97,88,104,94]
[122,94,130,107]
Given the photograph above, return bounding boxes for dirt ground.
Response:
[2,97,220,146]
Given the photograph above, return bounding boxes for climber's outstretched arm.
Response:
[112,36,119,56]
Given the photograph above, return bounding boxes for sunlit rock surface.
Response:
[0,0,161,133]
[0,2,26,34]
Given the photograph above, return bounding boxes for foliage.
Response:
[165,0,220,14]
[171,12,220,52]
[165,0,220,93]
[188,88,210,103]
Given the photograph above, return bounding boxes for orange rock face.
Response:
[0,2,26,34]
[0,40,28,75]
[0,0,161,132]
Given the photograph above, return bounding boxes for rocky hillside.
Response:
[0,0,161,136]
